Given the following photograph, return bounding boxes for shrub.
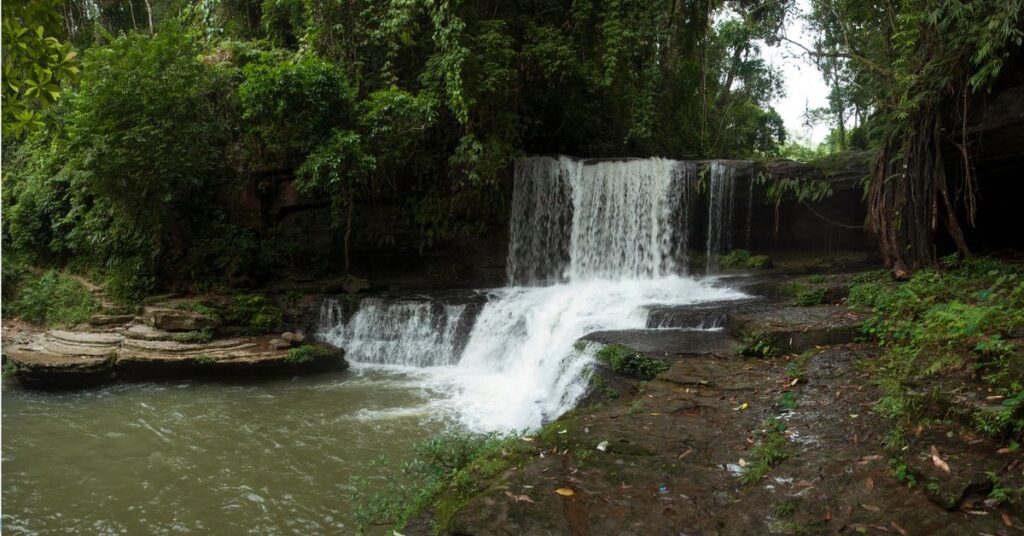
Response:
[285,344,333,363]
[352,431,533,532]
[738,330,778,357]
[224,294,283,333]
[720,249,773,271]
[7,270,100,326]
[793,287,827,306]
[595,344,669,379]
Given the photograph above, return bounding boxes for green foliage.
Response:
[792,287,827,307]
[720,249,772,271]
[194,355,217,365]
[856,257,1024,439]
[173,330,214,344]
[595,344,669,379]
[285,344,331,364]
[1,0,80,139]
[175,300,218,319]
[2,361,22,379]
[738,418,791,486]
[739,330,779,358]
[352,430,533,532]
[224,294,283,333]
[238,53,355,170]
[7,270,99,327]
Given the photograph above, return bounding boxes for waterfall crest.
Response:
[507,157,695,284]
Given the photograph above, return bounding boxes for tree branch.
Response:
[780,35,893,79]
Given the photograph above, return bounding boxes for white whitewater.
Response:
[319,156,746,432]
[318,298,469,367]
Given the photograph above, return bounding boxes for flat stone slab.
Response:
[4,347,116,388]
[40,339,118,357]
[728,304,865,354]
[645,298,765,329]
[87,314,135,327]
[583,329,736,358]
[121,337,252,354]
[48,330,124,346]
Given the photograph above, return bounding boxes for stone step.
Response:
[582,329,736,358]
[40,339,118,357]
[124,324,204,342]
[121,337,252,354]
[645,299,764,329]
[48,330,123,347]
[87,314,136,327]
[728,304,865,354]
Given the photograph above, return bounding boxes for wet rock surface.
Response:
[408,269,1022,535]
[416,341,1022,535]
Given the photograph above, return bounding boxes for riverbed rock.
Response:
[268,338,291,350]
[728,304,865,354]
[3,347,117,388]
[86,314,136,327]
[143,307,219,332]
[281,331,305,345]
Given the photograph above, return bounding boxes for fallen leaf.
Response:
[861,504,881,512]
[790,377,800,386]
[1002,512,1014,527]
[824,510,832,522]
[890,521,908,535]
[648,412,662,416]
[866,477,874,491]
[555,488,575,497]
[738,458,747,467]
[997,447,1014,454]
[620,482,632,490]
[733,402,749,411]
[930,445,951,473]
[504,491,535,504]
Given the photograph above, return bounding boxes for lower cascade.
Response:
[318,155,749,432]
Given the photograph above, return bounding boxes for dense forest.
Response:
[2,0,1021,300]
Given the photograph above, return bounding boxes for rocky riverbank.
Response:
[2,297,346,388]
[394,259,1024,535]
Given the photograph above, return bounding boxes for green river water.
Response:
[2,369,448,534]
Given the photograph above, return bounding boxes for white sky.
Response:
[763,0,832,144]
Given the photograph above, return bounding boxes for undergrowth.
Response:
[5,270,100,327]
[352,430,535,532]
[720,249,772,271]
[739,418,791,486]
[851,256,1024,441]
[738,330,778,357]
[224,294,283,333]
[595,344,669,379]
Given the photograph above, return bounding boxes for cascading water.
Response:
[508,157,695,283]
[319,156,746,432]
[705,162,737,273]
[318,298,471,367]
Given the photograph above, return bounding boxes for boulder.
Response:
[268,338,291,350]
[87,314,135,327]
[281,332,305,345]
[143,307,218,332]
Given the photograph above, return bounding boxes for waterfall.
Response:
[318,298,471,367]
[508,157,695,284]
[319,155,746,432]
[705,162,737,273]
